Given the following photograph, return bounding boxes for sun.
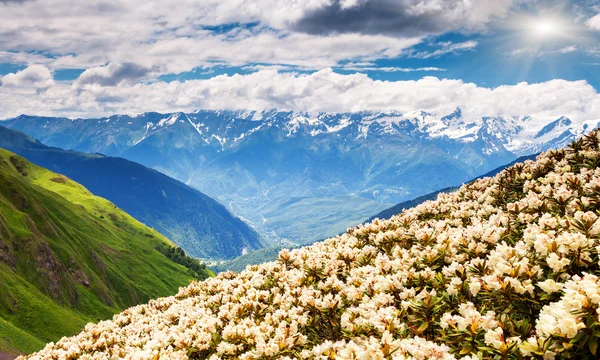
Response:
[535,21,555,35]
[532,18,562,38]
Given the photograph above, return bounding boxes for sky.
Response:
[1,0,600,122]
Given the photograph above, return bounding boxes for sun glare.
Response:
[531,18,563,39]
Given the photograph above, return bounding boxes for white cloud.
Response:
[75,63,153,87]
[410,40,479,59]
[510,45,578,58]
[1,67,599,127]
[0,64,54,89]
[339,64,446,72]
[556,45,578,54]
[587,14,600,31]
[0,51,53,66]
[0,21,423,76]
[509,47,536,57]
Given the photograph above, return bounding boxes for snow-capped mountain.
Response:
[4,108,598,244]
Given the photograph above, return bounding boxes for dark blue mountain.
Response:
[0,125,263,259]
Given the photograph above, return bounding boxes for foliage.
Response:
[156,245,212,280]
[20,131,600,359]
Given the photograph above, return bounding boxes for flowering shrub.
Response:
[21,131,600,359]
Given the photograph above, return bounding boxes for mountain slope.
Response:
[0,149,210,356]
[368,153,540,222]
[0,126,263,259]
[4,109,596,245]
[21,130,600,359]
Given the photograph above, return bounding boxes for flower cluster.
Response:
[21,131,600,359]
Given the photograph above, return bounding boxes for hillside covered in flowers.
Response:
[22,131,600,359]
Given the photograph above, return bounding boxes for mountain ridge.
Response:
[368,153,541,222]
[4,108,595,156]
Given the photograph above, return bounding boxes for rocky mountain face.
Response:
[4,109,596,244]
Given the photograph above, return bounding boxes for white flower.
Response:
[469,279,481,296]
[20,134,600,360]
[484,327,504,350]
[537,279,563,294]
[546,253,570,273]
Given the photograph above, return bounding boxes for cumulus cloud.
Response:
[75,62,153,87]
[587,14,600,31]
[0,64,54,89]
[293,0,514,36]
[0,68,599,126]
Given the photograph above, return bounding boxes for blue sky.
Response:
[0,0,600,119]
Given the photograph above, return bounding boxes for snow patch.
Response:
[157,113,179,127]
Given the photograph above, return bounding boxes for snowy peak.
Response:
[535,116,572,138]
[441,107,463,125]
[5,109,600,247]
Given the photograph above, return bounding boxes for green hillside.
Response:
[0,149,210,356]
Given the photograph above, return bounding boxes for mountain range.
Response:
[0,149,211,356]
[4,109,595,244]
[0,126,263,260]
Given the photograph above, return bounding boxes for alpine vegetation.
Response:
[22,131,600,359]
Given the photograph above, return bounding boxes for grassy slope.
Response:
[0,149,207,356]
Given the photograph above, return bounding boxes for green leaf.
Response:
[589,336,598,355]
[417,322,429,334]
[459,346,473,355]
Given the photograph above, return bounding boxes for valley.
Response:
[3,1,600,358]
